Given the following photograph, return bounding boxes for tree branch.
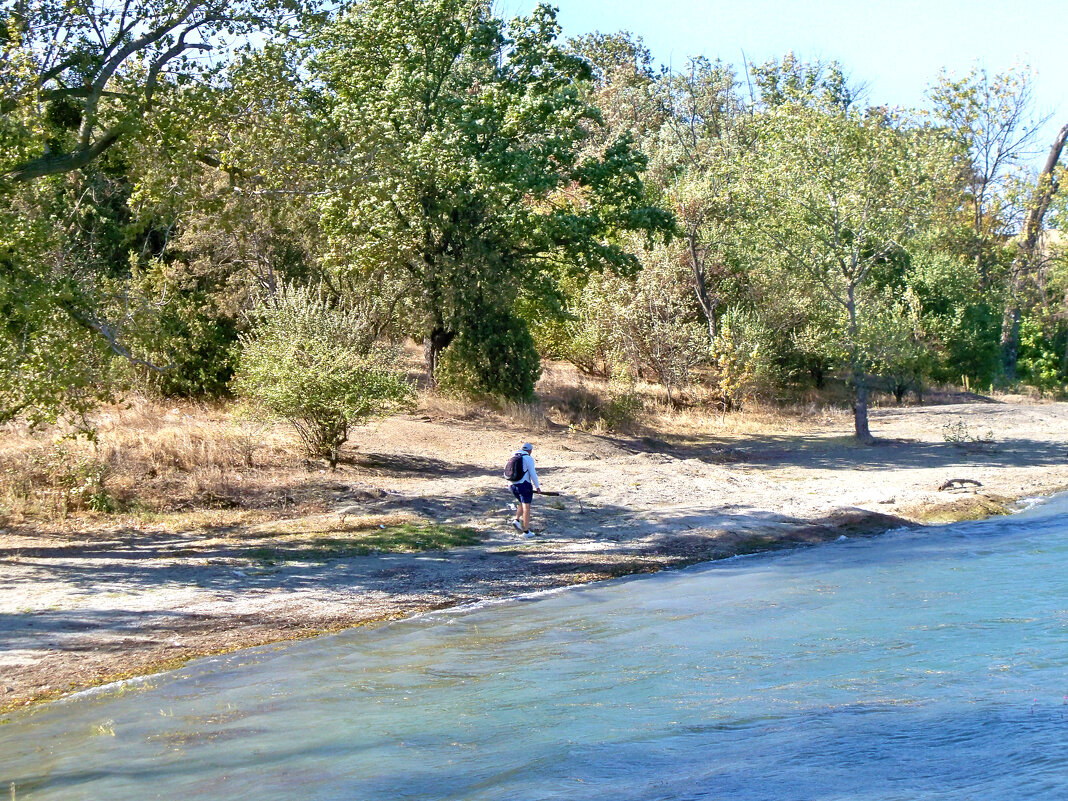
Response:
[4,125,127,182]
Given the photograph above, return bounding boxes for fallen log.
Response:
[938,478,983,492]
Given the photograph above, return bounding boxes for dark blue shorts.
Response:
[510,481,534,504]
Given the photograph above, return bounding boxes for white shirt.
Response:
[510,452,540,491]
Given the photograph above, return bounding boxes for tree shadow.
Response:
[599,430,1066,472]
[348,451,489,479]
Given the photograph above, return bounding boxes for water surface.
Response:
[4,497,1068,800]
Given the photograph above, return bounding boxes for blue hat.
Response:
[522,443,533,452]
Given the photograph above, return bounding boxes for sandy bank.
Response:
[3,397,1068,714]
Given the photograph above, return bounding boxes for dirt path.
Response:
[4,398,1068,713]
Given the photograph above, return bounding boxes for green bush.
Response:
[438,307,541,401]
[712,306,779,411]
[233,285,414,465]
[1017,316,1067,393]
[150,299,239,398]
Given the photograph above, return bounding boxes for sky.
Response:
[501,0,1066,167]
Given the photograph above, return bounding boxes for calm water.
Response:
[5,497,1068,800]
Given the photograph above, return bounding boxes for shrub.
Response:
[438,307,541,401]
[1016,316,1067,393]
[149,299,240,398]
[712,306,779,411]
[233,286,413,466]
[561,250,706,401]
[1,437,114,518]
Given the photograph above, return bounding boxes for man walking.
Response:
[508,442,541,538]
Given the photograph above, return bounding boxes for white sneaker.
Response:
[522,531,536,539]
[511,519,523,532]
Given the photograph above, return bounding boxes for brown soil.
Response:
[4,394,1068,715]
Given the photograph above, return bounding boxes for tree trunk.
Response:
[1000,305,1022,380]
[423,327,455,385]
[688,233,717,341]
[809,362,824,389]
[1001,121,1068,381]
[853,368,874,444]
[846,285,874,444]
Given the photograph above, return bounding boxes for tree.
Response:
[310,1,672,395]
[566,30,661,152]
[711,305,778,411]
[929,68,1042,262]
[999,122,1068,378]
[0,1,325,421]
[745,104,952,442]
[929,67,1053,382]
[1,0,316,183]
[750,52,857,111]
[653,56,748,341]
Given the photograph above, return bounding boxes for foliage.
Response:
[2,0,320,182]
[941,418,995,445]
[233,285,413,465]
[559,277,620,378]
[561,250,706,400]
[1016,316,1067,393]
[651,56,749,340]
[310,0,673,384]
[929,67,1039,254]
[751,52,856,110]
[711,306,779,411]
[906,252,1002,386]
[1,0,1064,430]
[862,288,932,403]
[0,199,116,427]
[437,307,542,401]
[743,102,954,439]
[614,249,707,401]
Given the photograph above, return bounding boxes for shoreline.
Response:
[4,399,1068,716]
[0,490,1044,718]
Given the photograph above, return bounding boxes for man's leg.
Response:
[520,501,531,531]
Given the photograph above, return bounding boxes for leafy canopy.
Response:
[310,0,672,394]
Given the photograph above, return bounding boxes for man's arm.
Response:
[526,455,541,492]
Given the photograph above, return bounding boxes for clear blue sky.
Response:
[501,0,1066,166]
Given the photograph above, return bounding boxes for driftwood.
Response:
[938,478,983,492]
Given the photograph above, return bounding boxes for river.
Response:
[4,496,1068,800]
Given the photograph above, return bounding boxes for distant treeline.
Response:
[2,0,1066,442]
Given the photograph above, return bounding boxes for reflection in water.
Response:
[5,497,1068,800]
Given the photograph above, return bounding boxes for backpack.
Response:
[504,452,526,482]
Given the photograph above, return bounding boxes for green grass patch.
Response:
[247,522,482,563]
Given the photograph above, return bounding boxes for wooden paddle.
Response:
[536,490,561,496]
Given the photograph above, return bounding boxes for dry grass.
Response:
[532,360,858,438]
[415,359,856,439]
[534,363,647,434]
[0,396,335,529]
[418,382,553,433]
[645,398,855,438]
[0,361,937,530]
